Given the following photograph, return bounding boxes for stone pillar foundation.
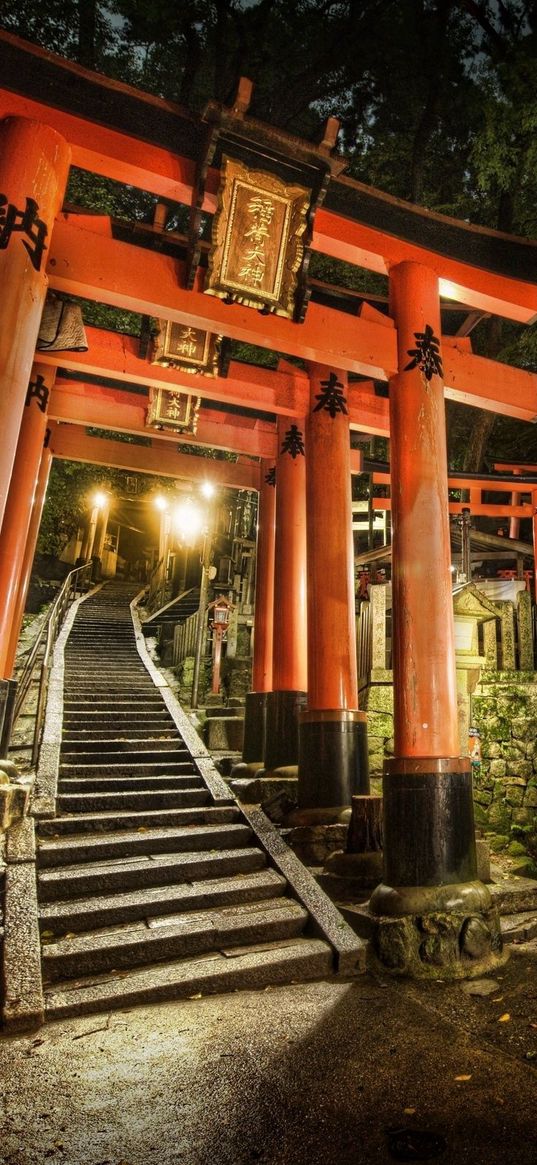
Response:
[264,690,307,771]
[293,710,369,822]
[242,690,269,763]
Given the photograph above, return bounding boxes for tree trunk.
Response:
[78,0,97,71]
[409,0,453,202]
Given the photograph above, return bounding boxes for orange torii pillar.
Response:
[296,364,369,819]
[370,262,502,977]
[242,460,276,764]
[263,419,308,771]
[0,117,70,529]
[0,366,55,678]
[4,425,55,678]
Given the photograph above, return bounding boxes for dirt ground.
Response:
[1,949,537,1165]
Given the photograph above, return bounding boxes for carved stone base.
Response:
[370,880,507,979]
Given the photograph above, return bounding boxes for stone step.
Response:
[489,876,537,915]
[38,868,286,932]
[37,821,253,867]
[60,748,190,764]
[57,774,200,792]
[38,845,267,900]
[500,910,537,944]
[55,787,210,813]
[62,730,178,742]
[64,683,153,691]
[58,731,180,750]
[63,713,173,723]
[63,702,165,713]
[42,898,308,980]
[43,937,332,1019]
[38,804,240,836]
[58,761,193,778]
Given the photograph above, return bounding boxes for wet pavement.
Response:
[1,951,537,1165]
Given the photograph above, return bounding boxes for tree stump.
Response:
[346,794,383,854]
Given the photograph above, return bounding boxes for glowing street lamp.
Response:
[172,498,204,547]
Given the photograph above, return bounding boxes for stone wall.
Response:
[471,671,537,872]
[361,671,393,796]
[361,668,537,873]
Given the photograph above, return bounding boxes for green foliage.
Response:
[37,460,121,558]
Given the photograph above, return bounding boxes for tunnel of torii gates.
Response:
[2,31,537,975]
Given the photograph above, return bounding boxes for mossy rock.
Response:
[472,802,489,828]
[489,759,506,778]
[508,840,528,857]
[511,858,537,878]
[487,833,509,852]
[487,801,512,833]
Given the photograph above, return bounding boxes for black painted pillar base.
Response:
[290,710,369,824]
[242,691,269,763]
[264,690,307,771]
[369,757,506,979]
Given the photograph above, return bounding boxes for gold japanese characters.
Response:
[151,320,221,376]
[205,157,310,318]
[146,385,201,434]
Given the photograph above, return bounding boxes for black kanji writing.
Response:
[404,324,443,381]
[313,371,348,417]
[0,195,48,271]
[26,374,49,413]
[44,427,51,449]
[280,424,305,459]
[265,466,276,486]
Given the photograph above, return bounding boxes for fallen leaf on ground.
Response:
[403,1107,416,1115]
[454,1074,472,1082]
[498,1013,511,1023]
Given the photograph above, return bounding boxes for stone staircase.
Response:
[32,583,355,1021]
[142,587,200,637]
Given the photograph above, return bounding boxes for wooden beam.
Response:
[372,497,533,519]
[49,380,279,458]
[373,471,537,493]
[314,206,537,325]
[50,425,260,489]
[38,327,391,434]
[44,219,537,421]
[47,216,396,381]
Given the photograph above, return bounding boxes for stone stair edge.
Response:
[43,938,333,1019]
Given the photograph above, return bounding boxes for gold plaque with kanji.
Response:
[151,320,220,376]
[205,157,310,318]
[146,387,201,434]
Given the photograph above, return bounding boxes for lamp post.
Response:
[172,483,216,710]
[191,481,216,710]
[153,493,171,606]
[92,489,111,580]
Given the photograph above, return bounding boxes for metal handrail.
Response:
[12,562,93,767]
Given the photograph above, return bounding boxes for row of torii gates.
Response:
[1,31,537,975]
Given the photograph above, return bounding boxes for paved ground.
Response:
[1,948,537,1165]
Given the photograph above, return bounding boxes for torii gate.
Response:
[1,31,537,977]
